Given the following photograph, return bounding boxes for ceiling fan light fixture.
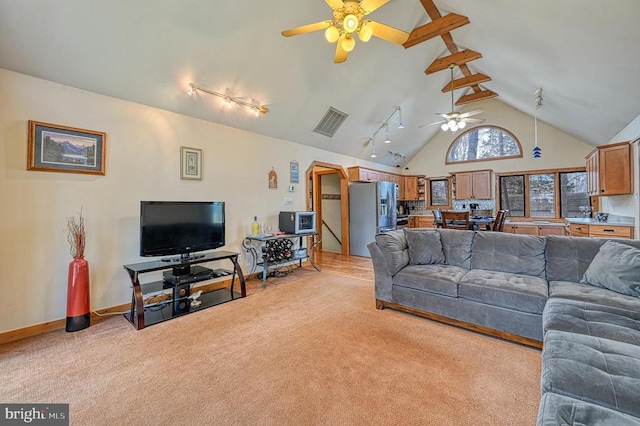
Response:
[343,14,359,33]
[325,25,340,43]
[358,22,373,42]
[440,123,448,131]
[342,35,355,52]
[457,120,466,129]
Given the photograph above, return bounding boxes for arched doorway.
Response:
[305,161,350,255]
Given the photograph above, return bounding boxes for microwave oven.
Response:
[279,211,316,235]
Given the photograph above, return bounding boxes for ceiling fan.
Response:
[420,65,485,131]
[281,0,410,63]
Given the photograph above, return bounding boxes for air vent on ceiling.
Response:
[313,107,349,137]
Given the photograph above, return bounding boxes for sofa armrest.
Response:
[368,241,394,302]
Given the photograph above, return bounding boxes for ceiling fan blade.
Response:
[459,109,483,118]
[464,118,486,124]
[419,120,446,128]
[437,113,453,119]
[334,34,349,63]
[366,20,410,45]
[325,0,345,10]
[360,0,390,13]
[282,21,332,37]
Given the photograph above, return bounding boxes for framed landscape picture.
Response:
[180,146,202,180]
[28,120,106,175]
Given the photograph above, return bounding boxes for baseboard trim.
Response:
[376,299,543,349]
[0,274,250,345]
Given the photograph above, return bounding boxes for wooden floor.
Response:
[244,250,373,295]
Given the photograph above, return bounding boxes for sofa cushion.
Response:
[438,229,474,269]
[458,269,548,314]
[393,264,467,297]
[580,240,640,298]
[542,330,640,418]
[537,393,640,426]
[403,229,445,265]
[374,230,409,276]
[549,281,640,311]
[546,236,640,283]
[543,298,640,345]
[471,232,547,279]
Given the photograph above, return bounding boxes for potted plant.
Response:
[65,209,90,332]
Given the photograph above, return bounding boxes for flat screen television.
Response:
[140,201,225,260]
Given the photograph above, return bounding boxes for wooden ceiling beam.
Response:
[425,49,482,74]
[442,73,492,92]
[420,0,442,19]
[403,13,470,49]
[455,89,498,106]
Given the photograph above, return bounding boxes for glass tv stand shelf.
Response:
[122,251,246,330]
[244,233,320,289]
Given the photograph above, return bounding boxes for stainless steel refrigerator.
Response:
[349,181,397,257]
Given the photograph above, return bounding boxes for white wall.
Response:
[0,68,389,334]
[406,98,594,177]
[604,113,640,236]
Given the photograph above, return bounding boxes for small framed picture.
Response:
[290,160,299,183]
[268,168,278,189]
[27,120,106,175]
[180,147,202,180]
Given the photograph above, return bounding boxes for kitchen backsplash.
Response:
[453,199,495,212]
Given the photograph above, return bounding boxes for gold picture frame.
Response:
[27,120,106,175]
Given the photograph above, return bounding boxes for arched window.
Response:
[446,126,522,164]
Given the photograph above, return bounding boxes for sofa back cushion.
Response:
[438,229,474,269]
[374,230,409,276]
[546,236,640,283]
[403,229,446,265]
[580,240,640,298]
[471,232,546,279]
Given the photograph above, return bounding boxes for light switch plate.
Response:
[283,197,293,205]
[289,185,295,192]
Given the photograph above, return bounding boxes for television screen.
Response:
[140,201,225,258]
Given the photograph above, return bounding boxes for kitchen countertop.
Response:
[565,217,635,226]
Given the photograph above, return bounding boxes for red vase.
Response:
[66,256,90,332]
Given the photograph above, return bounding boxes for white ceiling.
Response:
[1,0,639,167]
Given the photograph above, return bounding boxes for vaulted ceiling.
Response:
[1,0,639,167]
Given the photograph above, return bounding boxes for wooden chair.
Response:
[441,211,470,230]
[492,210,508,232]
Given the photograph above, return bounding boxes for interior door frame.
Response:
[305,161,350,255]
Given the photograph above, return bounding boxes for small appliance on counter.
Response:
[279,211,317,234]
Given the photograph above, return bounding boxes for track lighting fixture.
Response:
[362,106,404,157]
[187,83,268,115]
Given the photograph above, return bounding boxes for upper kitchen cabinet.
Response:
[399,175,426,201]
[454,170,492,199]
[586,141,633,196]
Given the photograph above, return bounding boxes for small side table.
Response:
[245,233,320,288]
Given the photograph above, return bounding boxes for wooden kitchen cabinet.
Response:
[402,176,419,200]
[568,223,589,237]
[585,141,633,196]
[537,225,565,236]
[454,170,492,199]
[414,216,436,228]
[566,222,634,239]
[505,224,539,235]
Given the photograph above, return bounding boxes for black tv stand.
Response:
[123,251,246,330]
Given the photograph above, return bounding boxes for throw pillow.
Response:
[580,240,640,298]
[403,229,445,265]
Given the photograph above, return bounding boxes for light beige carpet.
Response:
[0,269,541,425]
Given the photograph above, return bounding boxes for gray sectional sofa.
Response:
[367,228,640,425]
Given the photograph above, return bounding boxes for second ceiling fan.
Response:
[281,0,409,63]
[421,65,485,131]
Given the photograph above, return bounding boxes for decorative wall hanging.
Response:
[180,146,202,180]
[28,120,106,175]
[269,168,278,189]
[290,160,299,183]
[533,88,543,159]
